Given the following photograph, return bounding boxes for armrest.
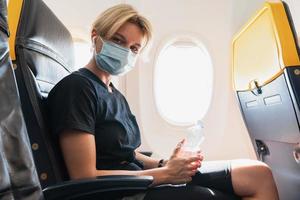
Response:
[43,175,153,200]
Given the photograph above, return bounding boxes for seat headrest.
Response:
[16,0,74,72]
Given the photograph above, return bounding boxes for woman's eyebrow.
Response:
[114,33,127,42]
[115,33,141,47]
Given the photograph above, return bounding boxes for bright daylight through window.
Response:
[154,40,213,125]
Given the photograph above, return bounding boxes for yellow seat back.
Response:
[232,1,300,92]
[8,0,23,61]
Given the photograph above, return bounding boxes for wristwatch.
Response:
[158,159,164,167]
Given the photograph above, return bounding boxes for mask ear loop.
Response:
[93,36,104,54]
[90,36,97,53]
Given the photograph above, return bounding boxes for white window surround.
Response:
[153,36,213,126]
[73,38,92,70]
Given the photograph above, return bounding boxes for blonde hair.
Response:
[92,4,152,46]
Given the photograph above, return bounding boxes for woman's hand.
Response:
[162,139,203,185]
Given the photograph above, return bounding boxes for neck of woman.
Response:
[85,58,113,92]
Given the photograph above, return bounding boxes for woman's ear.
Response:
[91,29,98,46]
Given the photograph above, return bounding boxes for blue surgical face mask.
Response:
[94,37,137,76]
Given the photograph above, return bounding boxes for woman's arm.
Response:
[59,130,201,186]
[135,151,167,169]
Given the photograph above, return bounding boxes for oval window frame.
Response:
[153,34,214,126]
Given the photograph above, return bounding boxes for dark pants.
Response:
[143,161,240,200]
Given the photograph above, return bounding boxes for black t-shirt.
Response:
[47,68,142,170]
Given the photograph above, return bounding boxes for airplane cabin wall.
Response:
[125,0,257,160]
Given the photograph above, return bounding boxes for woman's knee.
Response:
[254,161,272,174]
[245,160,273,180]
[230,160,279,199]
[231,160,274,191]
[232,159,273,176]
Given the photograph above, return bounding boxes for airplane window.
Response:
[154,40,213,125]
[73,40,92,70]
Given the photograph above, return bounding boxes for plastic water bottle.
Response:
[183,120,205,155]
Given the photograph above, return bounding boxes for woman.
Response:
[47,4,279,200]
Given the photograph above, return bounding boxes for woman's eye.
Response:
[112,37,123,44]
[131,46,139,54]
